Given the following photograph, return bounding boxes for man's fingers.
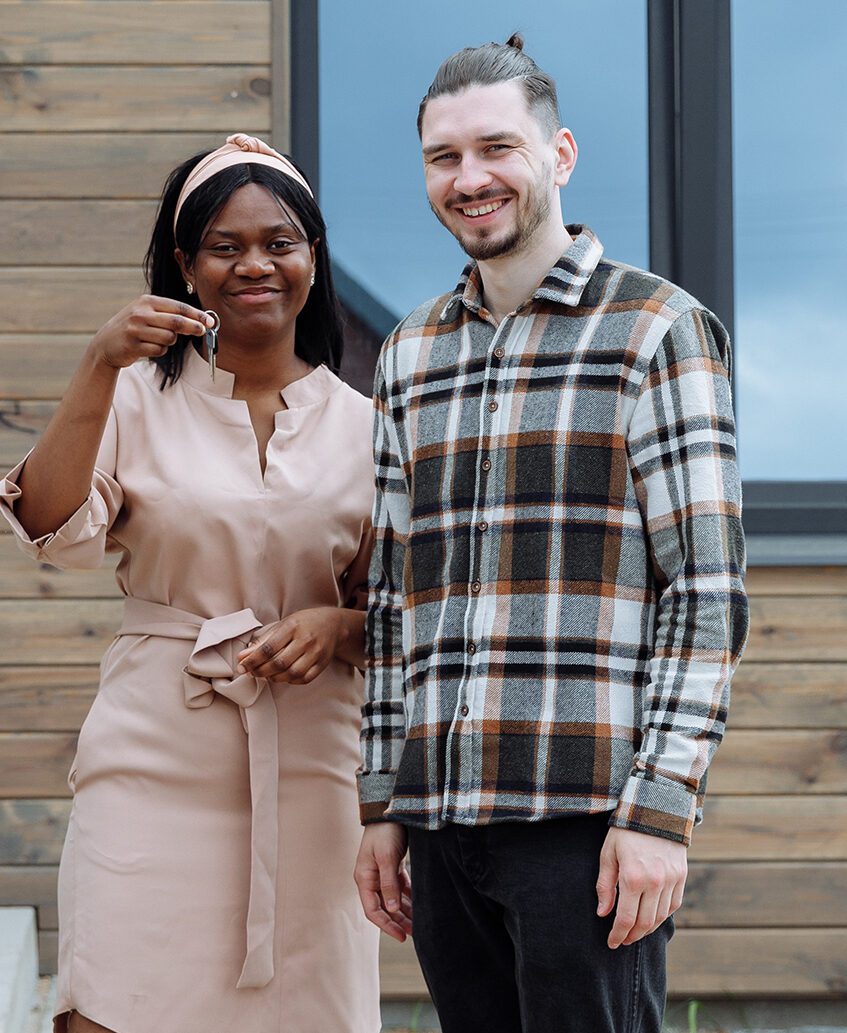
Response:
[643,877,684,938]
[358,887,408,942]
[354,824,411,941]
[607,889,639,950]
[621,887,660,946]
[354,860,409,942]
[596,851,618,917]
[378,857,402,912]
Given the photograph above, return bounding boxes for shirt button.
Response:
[488,400,498,413]
[478,521,488,533]
[460,703,469,717]
[481,458,492,472]
[494,346,505,360]
[471,580,481,593]
[467,642,476,655]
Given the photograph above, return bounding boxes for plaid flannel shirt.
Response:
[359,226,749,845]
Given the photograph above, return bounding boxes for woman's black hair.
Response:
[144,152,344,388]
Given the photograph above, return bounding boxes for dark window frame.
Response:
[647,0,846,548]
[294,0,846,551]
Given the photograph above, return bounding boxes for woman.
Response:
[1,135,382,1033]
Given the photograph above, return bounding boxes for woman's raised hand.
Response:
[90,295,213,369]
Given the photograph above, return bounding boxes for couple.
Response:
[1,36,748,1033]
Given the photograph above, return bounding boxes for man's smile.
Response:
[460,199,507,217]
[453,198,511,222]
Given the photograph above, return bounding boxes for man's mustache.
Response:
[445,189,506,208]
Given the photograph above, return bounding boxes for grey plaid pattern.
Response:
[359,226,749,844]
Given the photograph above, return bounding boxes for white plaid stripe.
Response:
[359,226,749,845]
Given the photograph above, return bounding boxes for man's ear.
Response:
[553,128,578,188]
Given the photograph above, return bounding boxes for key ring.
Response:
[204,310,221,334]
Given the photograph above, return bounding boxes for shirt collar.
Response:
[440,224,604,320]
[180,344,341,408]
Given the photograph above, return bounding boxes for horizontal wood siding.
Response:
[0,0,279,982]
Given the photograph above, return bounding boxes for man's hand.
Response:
[354,823,413,942]
[596,826,687,949]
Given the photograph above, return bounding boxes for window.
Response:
[732,0,847,483]
[317,0,649,322]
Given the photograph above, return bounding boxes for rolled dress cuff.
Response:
[1,455,121,569]
[357,771,397,824]
[609,770,697,846]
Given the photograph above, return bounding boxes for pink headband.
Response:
[173,133,313,230]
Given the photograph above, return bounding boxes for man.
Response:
[354,34,748,1033]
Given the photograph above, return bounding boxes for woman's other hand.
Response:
[237,607,350,684]
[90,295,212,369]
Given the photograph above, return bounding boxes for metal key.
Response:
[204,310,220,381]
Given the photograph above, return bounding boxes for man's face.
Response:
[421,81,572,261]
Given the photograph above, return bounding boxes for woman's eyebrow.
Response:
[205,222,302,238]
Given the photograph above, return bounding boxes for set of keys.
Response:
[204,310,220,380]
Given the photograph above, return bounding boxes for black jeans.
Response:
[406,814,673,1033]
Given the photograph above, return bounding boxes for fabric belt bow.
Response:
[118,597,278,989]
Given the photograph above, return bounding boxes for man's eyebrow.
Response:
[423,142,453,158]
[423,131,520,158]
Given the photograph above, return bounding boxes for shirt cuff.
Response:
[610,770,697,846]
[357,770,397,825]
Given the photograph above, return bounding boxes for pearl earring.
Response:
[186,282,194,294]
[309,272,315,287]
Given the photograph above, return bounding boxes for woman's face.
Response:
[178,182,316,346]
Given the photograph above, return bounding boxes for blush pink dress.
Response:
[0,348,381,1033]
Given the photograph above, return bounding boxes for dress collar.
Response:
[440,224,604,320]
[180,344,341,408]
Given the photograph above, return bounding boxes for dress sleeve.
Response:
[357,343,411,823]
[0,405,124,571]
[610,307,749,846]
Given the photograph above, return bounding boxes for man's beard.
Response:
[431,175,552,261]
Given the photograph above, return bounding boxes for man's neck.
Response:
[477,221,572,325]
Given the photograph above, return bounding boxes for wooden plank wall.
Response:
[0,0,273,400]
[2,0,847,1005]
[0,0,276,971]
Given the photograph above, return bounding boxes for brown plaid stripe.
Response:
[359,226,749,845]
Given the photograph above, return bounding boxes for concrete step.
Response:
[0,908,38,1033]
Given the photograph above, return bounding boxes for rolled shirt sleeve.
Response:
[611,307,750,845]
[0,406,123,571]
